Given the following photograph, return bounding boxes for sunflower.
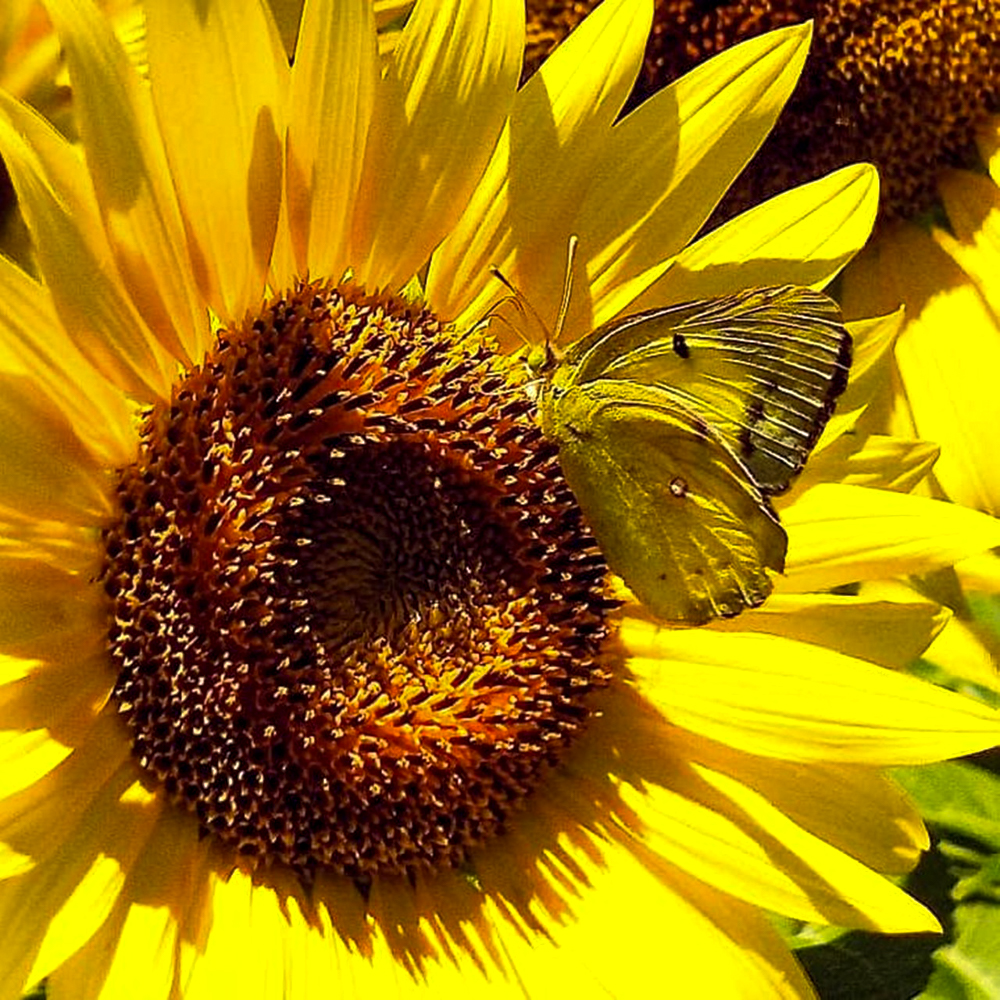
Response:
[3,2,1000,999]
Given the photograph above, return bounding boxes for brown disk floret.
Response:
[524,0,1000,223]
[101,282,614,881]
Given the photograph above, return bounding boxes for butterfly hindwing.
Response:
[555,286,851,494]
[540,378,787,625]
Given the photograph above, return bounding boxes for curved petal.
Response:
[0,255,136,467]
[286,0,378,280]
[0,374,111,526]
[600,759,936,932]
[426,0,652,326]
[643,163,879,307]
[0,710,133,870]
[352,0,524,291]
[477,817,817,999]
[936,169,1000,319]
[144,0,288,324]
[975,116,1000,187]
[698,754,929,876]
[700,593,947,670]
[624,622,1000,764]
[41,0,212,364]
[0,92,176,401]
[0,728,73,805]
[575,22,815,332]
[45,801,208,1000]
[789,433,940,500]
[181,871,292,1000]
[779,484,1000,592]
[0,645,113,750]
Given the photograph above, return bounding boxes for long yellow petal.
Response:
[47,802,208,1000]
[286,0,378,281]
[41,0,212,364]
[575,23,814,330]
[779,484,1000,592]
[144,0,287,324]
[644,164,878,306]
[936,169,1000,320]
[0,375,110,526]
[426,0,652,327]
[789,433,940,500]
[0,711,133,871]
[353,0,524,291]
[0,255,136,467]
[700,593,947,670]
[181,870,288,1000]
[0,559,104,669]
[625,623,1000,764]
[477,813,817,999]
[599,760,937,931]
[0,92,175,401]
[843,223,1000,515]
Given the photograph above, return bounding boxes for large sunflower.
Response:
[3,2,1000,998]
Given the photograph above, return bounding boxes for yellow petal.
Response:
[0,375,111,526]
[779,484,1000,592]
[572,22,815,330]
[923,614,1000,694]
[844,223,1000,515]
[42,0,212,364]
[0,728,72,803]
[353,0,524,291]
[0,737,149,999]
[286,0,377,280]
[144,0,287,324]
[0,646,113,749]
[700,754,928,876]
[646,163,878,306]
[0,559,104,669]
[624,622,1000,764]
[936,169,1000,319]
[49,803,208,1000]
[478,816,817,999]
[181,870,289,1000]
[976,115,1000,185]
[27,854,127,992]
[426,0,652,327]
[0,710,133,871]
[788,433,939,500]
[0,255,136,467]
[814,309,905,449]
[0,853,125,1000]
[956,550,1000,595]
[702,593,946,670]
[603,758,936,931]
[0,92,175,401]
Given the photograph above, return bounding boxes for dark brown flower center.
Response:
[525,0,1000,223]
[101,282,613,881]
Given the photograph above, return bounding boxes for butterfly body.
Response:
[531,285,851,624]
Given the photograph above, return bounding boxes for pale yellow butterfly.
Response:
[494,238,851,625]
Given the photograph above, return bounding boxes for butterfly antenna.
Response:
[552,234,579,353]
[489,264,551,346]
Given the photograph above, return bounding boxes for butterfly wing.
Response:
[556,286,851,494]
[541,379,786,624]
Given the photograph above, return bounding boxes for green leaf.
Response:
[892,761,1000,853]
[918,902,1000,1000]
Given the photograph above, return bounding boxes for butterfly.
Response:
[497,240,852,625]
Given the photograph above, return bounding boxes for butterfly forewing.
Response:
[556,286,851,494]
[540,379,787,625]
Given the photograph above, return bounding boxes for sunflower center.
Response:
[101,282,612,880]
